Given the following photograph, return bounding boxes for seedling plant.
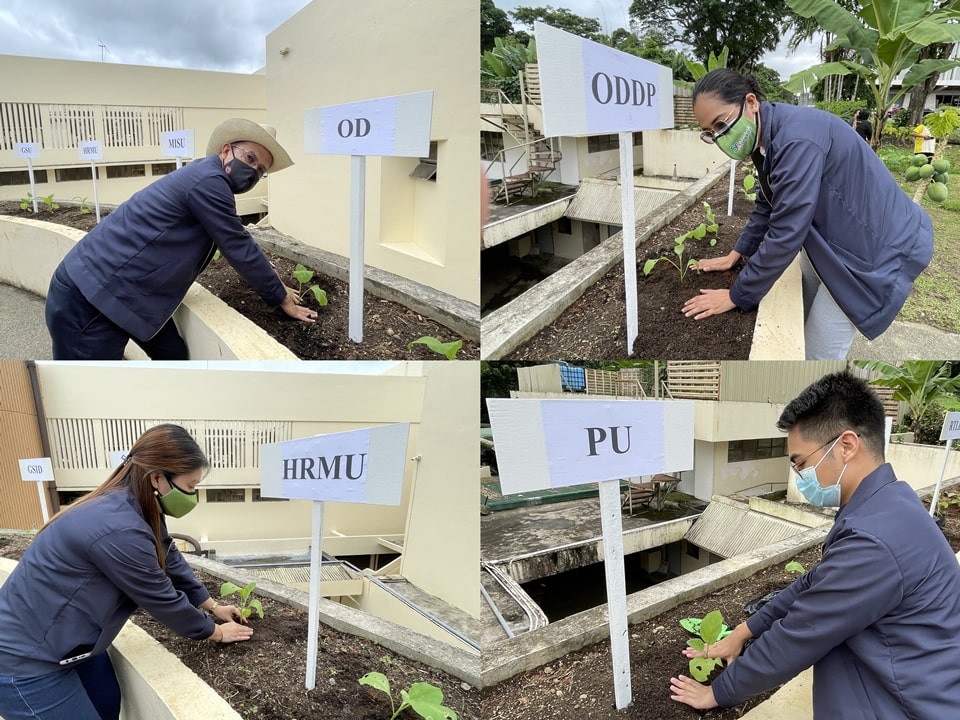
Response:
[19,193,57,212]
[681,610,732,681]
[785,561,806,575]
[72,196,92,214]
[642,202,719,282]
[407,336,462,360]
[219,581,264,621]
[359,672,458,720]
[290,263,328,307]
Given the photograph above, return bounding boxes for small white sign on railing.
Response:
[18,457,54,522]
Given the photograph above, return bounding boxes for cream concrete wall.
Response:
[0,55,269,213]
[574,136,643,180]
[391,361,479,618]
[482,198,570,250]
[264,0,479,304]
[642,129,729,178]
[693,400,786,442]
[711,442,789,498]
[358,581,475,653]
[34,364,427,548]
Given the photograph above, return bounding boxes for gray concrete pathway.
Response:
[0,284,51,359]
[849,319,960,361]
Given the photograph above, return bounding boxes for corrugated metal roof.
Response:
[565,179,677,225]
[684,501,810,559]
[246,562,358,586]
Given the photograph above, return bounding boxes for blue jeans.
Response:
[800,251,857,360]
[44,265,188,360]
[0,653,120,720]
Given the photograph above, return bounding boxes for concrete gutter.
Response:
[187,555,480,688]
[480,164,804,360]
[252,226,480,342]
[480,525,828,688]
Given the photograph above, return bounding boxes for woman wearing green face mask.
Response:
[682,69,933,360]
[0,424,252,720]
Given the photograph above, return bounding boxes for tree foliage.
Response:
[482,0,514,52]
[856,361,960,440]
[628,0,793,70]
[510,5,603,41]
[782,0,960,149]
[605,28,694,82]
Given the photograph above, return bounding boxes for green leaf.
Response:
[783,61,855,94]
[642,259,658,276]
[248,598,264,619]
[743,175,755,191]
[689,657,719,683]
[690,224,707,239]
[359,671,391,696]
[292,263,315,285]
[220,582,242,598]
[700,610,723,644]
[240,581,256,600]
[785,561,806,574]
[680,617,701,634]
[308,286,328,307]
[686,259,698,270]
[687,638,705,651]
[406,682,458,720]
[407,336,462,360]
[901,59,960,93]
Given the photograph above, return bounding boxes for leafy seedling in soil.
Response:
[681,610,731,682]
[290,263,328,307]
[72,196,92,214]
[219,581,264,621]
[742,172,757,202]
[642,228,702,283]
[702,202,719,239]
[359,672,458,720]
[408,336,462,360]
[785,561,806,574]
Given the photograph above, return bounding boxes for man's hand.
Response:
[280,291,317,323]
[670,675,718,709]
[683,621,752,665]
[697,250,740,273]
[683,289,736,320]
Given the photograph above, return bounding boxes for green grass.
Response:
[880,143,960,334]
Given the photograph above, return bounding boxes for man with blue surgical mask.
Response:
[670,371,960,719]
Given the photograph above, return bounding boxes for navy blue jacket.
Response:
[0,489,215,677]
[59,155,288,341]
[731,103,933,340]
[711,464,960,718]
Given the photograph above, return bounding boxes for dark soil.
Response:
[0,201,477,361]
[481,499,960,720]
[0,535,478,720]
[505,179,758,360]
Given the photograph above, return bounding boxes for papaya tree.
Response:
[911,106,960,204]
[782,0,960,150]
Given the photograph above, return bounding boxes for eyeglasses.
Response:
[231,144,268,178]
[700,102,744,144]
[789,435,840,478]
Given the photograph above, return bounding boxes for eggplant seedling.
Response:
[359,672,458,720]
[681,610,731,681]
[219,581,264,621]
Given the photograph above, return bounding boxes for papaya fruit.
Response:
[918,164,936,179]
[934,172,949,184]
[933,158,951,174]
[927,182,949,203]
[913,154,929,167]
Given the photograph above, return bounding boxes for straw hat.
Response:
[206,118,294,172]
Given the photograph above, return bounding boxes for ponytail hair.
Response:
[40,423,208,569]
[693,68,767,106]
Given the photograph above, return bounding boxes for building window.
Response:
[410,141,438,181]
[252,489,288,502]
[727,437,787,463]
[0,102,44,151]
[481,131,504,161]
[205,489,246,503]
[935,94,960,107]
[57,491,86,507]
[587,134,618,153]
[46,105,97,149]
[633,132,643,146]
[105,164,146,179]
[56,166,98,182]
[557,216,572,234]
[0,169,48,186]
[151,162,177,176]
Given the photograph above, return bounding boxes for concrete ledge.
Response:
[0,216,296,360]
[187,555,481,688]
[480,525,828,688]
[252,226,480,342]
[482,197,573,250]
[479,165,806,360]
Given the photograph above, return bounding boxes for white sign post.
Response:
[161,130,195,170]
[487,398,694,710]
[535,22,673,355]
[18,457,54,523]
[15,143,41,213]
[304,91,434,343]
[78,141,103,222]
[931,411,960,515]
[259,423,410,690]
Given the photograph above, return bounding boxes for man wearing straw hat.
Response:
[45,118,316,360]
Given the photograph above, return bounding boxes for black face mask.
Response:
[223,152,260,195]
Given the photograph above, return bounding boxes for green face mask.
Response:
[157,474,199,518]
[714,106,759,161]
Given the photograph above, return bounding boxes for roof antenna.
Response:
[98,40,108,63]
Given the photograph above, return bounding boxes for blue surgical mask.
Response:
[795,436,847,507]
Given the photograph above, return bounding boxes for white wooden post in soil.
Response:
[18,457,54,523]
[931,411,960,516]
[161,130,195,171]
[535,22,674,356]
[78,141,103,222]
[304,91,434,343]
[487,398,694,710]
[259,423,410,690]
[15,143,40,213]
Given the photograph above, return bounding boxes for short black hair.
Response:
[693,68,767,106]
[777,371,885,460]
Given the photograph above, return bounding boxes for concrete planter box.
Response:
[480,164,805,360]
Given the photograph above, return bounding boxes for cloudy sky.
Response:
[0,0,313,73]
[494,0,822,81]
